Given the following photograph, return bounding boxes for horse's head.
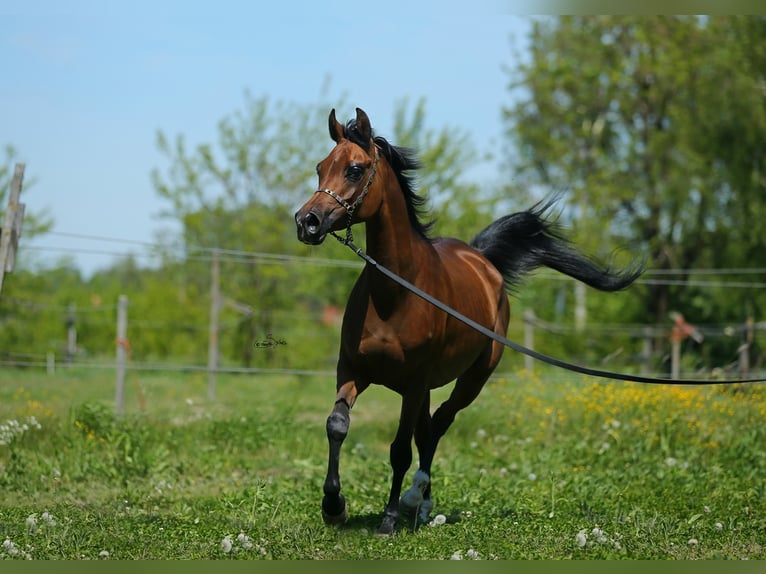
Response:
[295,108,380,245]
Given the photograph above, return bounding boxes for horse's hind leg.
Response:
[400,396,433,523]
[405,342,504,522]
[377,391,428,536]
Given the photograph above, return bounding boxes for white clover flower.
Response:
[99,550,110,559]
[715,522,723,530]
[466,549,480,560]
[41,512,56,526]
[430,514,447,526]
[704,505,711,513]
[220,536,233,554]
[450,550,463,560]
[665,457,678,467]
[3,538,19,556]
[237,533,253,549]
[476,428,487,438]
[576,531,588,547]
[527,472,537,481]
[592,527,607,543]
[688,538,699,546]
[26,514,37,531]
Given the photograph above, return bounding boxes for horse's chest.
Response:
[353,305,433,367]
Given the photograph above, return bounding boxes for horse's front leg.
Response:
[321,381,361,525]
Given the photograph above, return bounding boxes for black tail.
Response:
[470,203,643,292]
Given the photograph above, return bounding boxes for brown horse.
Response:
[294,108,641,535]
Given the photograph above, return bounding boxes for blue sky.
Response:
[2,0,532,275]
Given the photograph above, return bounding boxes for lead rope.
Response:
[333,236,766,386]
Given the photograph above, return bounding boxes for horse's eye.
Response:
[346,164,364,182]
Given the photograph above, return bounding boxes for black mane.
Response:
[344,120,434,241]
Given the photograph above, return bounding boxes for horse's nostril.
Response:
[304,212,321,234]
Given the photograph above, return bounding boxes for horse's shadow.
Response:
[339,508,465,535]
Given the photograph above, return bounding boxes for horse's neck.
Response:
[363,186,430,308]
[366,193,423,272]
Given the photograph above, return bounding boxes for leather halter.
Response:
[314,147,379,244]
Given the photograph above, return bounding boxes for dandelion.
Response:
[26,514,37,533]
[220,536,233,554]
[576,531,588,547]
[430,514,447,526]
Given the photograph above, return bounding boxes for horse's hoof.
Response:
[376,515,397,537]
[322,506,349,526]
[321,494,348,526]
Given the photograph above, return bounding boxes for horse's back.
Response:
[432,237,506,307]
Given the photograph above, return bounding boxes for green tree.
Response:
[503,16,766,368]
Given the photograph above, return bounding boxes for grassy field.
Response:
[0,366,764,560]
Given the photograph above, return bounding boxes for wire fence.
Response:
[4,228,766,388]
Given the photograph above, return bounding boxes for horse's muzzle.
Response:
[295,209,327,245]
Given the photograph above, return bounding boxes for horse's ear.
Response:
[329,109,344,143]
[355,108,373,147]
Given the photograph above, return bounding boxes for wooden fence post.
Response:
[739,316,754,378]
[115,295,128,416]
[66,303,77,363]
[640,327,653,375]
[208,249,221,401]
[671,338,681,380]
[523,309,535,372]
[0,163,26,297]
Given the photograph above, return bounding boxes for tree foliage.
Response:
[503,16,766,342]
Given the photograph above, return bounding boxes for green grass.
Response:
[1,367,765,559]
